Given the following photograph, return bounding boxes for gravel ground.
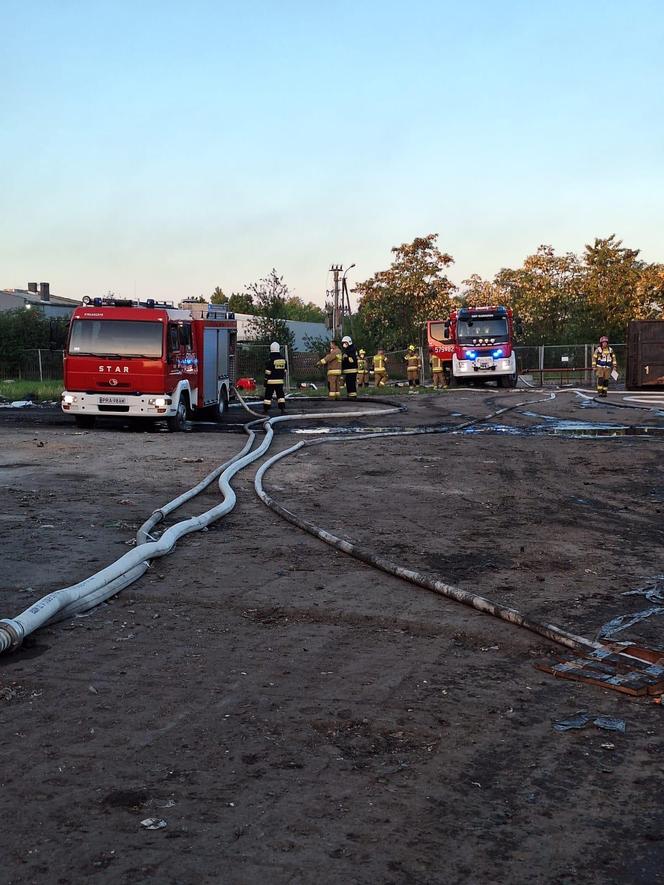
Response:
[1,388,663,885]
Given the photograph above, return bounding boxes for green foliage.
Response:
[0,309,69,361]
[281,296,326,323]
[302,335,331,358]
[461,236,663,344]
[228,291,256,314]
[210,286,226,304]
[245,270,296,350]
[355,234,456,350]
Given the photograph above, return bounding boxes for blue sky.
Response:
[2,0,663,304]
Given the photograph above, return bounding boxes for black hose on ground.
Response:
[254,443,598,654]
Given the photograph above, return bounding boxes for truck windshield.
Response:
[68,320,163,358]
[456,318,508,342]
[428,322,450,343]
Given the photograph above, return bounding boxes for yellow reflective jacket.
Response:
[320,349,342,375]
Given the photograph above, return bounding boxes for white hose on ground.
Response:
[0,402,399,654]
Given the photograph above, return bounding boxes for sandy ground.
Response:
[1,387,664,885]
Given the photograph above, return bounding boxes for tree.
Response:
[355,234,456,350]
[210,286,226,304]
[460,274,507,308]
[303,334,332,358]
[495,246,585,344]
[581,235,655,341]
[246,269,295,349]
[0,309,69,362]
[228,291,256,314]
[282,296,326,323]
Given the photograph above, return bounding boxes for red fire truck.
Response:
[61,297,237,430]
[427,305,518,388]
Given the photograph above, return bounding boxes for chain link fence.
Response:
[0,349,65,381]
[0,343,628,389]
[515,344,626,386]
[236,343,290,390]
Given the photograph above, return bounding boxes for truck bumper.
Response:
[61,391,177,418]
[453,353,516,378]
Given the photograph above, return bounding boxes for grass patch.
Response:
[0,379,63,402]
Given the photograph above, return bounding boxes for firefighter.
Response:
[372,348,388,387]
[341,335,358,399]
[319,340,342,400]
[430,351,446,389]
[263,342,287,413]
[592,335,617,397]
[404,344,421,388]
[357,349,368,388]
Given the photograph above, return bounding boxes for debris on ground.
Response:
[140,818,167,830]
[553,713,626,733]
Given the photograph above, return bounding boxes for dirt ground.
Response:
[1,387,664,885]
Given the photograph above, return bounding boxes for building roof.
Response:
[0,288,80,308]
[234,313,330,351]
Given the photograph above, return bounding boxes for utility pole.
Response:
[330,264,343,340]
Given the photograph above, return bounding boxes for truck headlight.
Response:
[62,394,75,404]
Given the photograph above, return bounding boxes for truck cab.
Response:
[61,298,236,430]
[428,306,518,388]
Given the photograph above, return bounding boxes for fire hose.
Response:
[0,402,400,654]
[0,386,641,656]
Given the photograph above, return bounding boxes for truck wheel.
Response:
[167,399,188,432]
[214,387,229,421]
[448,373,458,388]
[74,415,96,429]
[499,372,518,389]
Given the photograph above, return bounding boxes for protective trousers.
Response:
[374,370,387,387]
[407,368,420,386]
[596,367,610,397]
[327,374,341,399]
[432,370,445,389]
[263,383,285,412]
[344,373,357,399]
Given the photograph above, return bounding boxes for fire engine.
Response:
[61,297,237,430]
[427,305,518,388]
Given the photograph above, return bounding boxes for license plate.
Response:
[98,395,127,405]
[476,358,494,369]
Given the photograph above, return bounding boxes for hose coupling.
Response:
[0,620,24,654]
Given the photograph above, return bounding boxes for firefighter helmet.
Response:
[359,349,366,356]
[341,335,352,345]
[600,336,608,344]
[408,344,416,351]
[270,341,280,353]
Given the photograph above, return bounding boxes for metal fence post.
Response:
[538,345,544,386]
[38,349,43,382]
